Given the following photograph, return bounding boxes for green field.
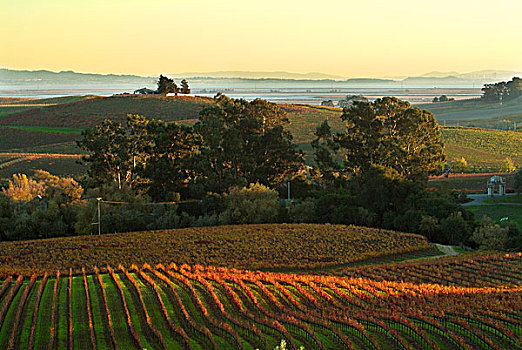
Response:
[466,194,522,229]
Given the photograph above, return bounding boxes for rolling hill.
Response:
[1,95,521,178]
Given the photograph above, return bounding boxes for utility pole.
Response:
[97,197,102,236]
[287,180,291,201]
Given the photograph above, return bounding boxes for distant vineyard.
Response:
[0,255,520,349]
[0,224,431,277]
[441,127,522,166]
[335,252,522,288]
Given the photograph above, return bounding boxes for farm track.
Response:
[0,253,520,349]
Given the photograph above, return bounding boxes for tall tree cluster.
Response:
[77,115,199,200]
[313,97,445,181]
[482,77,522,102]
[157,75,191,95]
[78,94,446,203]
[78,95,304,200]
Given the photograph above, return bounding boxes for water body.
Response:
[0,81,482,105]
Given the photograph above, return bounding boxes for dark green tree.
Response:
[313,97,445,181]
[192,94,304,193]
[157,74,179,95]
[77,119,135,189]
[482,77,522,103]
[77,115,199,199]
[138,119,200,200]
[180,79,190,94]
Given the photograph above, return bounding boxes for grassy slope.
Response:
[421,96,522,128]
[0,95,214,128]
[428,173,516,193]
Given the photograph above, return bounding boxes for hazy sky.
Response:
[2,0,522,77]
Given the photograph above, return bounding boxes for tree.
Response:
[482,77,521,102]
[157,74,179,95]
[192,94,304,193]
[313,97,445,181]
[137,119,200,200]
[77,119,136,190]
[1,174,45,202]
[180,79,190,94]
[432,97,439,103]
[77,115,199,199]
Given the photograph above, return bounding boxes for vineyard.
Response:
[441,127,522,168]
[0,224,431,277]
[0,253,520,349]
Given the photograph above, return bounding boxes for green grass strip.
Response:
[71,276,91,350]
[87,274,113,350]
[113,273,154,350]
[34,277,54,349]
[0,281,24,347]
[55,277,69,349]
[100,274,136,349]
[130,273,181,349]
[3,125,84,134]
[16,280,40,349]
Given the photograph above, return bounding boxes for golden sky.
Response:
[2,0,522,77]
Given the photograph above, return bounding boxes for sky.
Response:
[1,0,522,78]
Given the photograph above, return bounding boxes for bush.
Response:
[219,183,280,224]
[286,199,317,223]
[439,212,471,245]
[501,157,516,172]
[471,217,509,250]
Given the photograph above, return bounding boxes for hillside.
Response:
[0,224,431,277]
[421,96,522,129]
[441,127,522,169]
[1,95,521,177]
[0,95,214,127]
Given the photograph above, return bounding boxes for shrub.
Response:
[286,199,317,223]
[501,157,516,172]
[439,212,471,245]
[471,217,509,250]
[219,183,280,224]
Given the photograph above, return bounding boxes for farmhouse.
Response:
[133,87,157,95]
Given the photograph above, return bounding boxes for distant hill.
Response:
[0,68,155,86]
[421,95,522,127]
[3,68,522,92]
[172,70,345,80]
[0,95,214,128]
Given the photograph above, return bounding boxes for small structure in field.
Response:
[321,100,335,107]
[338,95,368,108]
[134,88,157,95]
[487,176,506,196]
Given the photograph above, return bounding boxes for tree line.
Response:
[482,77,522,102]
[1,94,520,250]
